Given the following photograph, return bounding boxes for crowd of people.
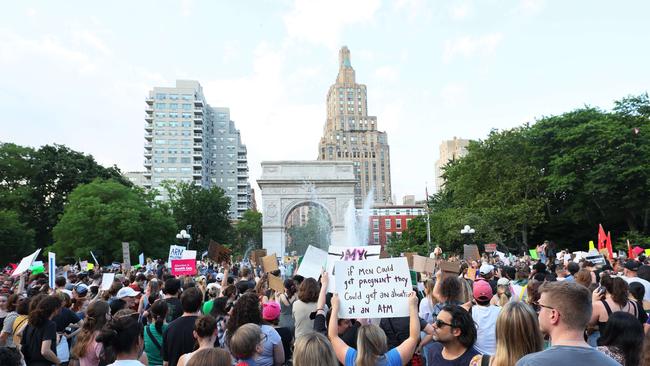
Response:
[0,244,649,366]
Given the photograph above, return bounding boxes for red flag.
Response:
[606,231,614,259]
[597,224,607,251]
[628,240,635,259]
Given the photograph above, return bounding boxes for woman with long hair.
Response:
[0,294,21,348]
[293,332,337,366]
[177,316,218,366]
[21,295,62,366]
[490,278,512,307]
[329,292,419,366]
[589,273,638,336]
[469,301,543,366]
[143,299,168,366]
[209,297,230,348]
[95,313,145,366]
[71,300,111,366]
[597,311,643,366]
[277,279,297,332]
[292,278,321,340]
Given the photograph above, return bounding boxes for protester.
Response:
[163,278,183,323]
[177,315,218,366]
[70,300,110,366]
[589,273,638,339]
[467,279,501,355]
[229,323,264,366]
[163,287,202,366]
[596,311,642,366]
[277,279,297,332]
[185,348,231,366]
[292,278,320,340]
[0,294,20,348]
[491,278,511,306]
[21,295,62,366]
[143,299,168,366]
[111,287,140,316]
[470,301,543,366]
[426,304,479,366]
[328,292,419,366]
[95,313,145,366]
[292,332,338,366]
[515,281,620,366]
[262,301,292,361]
[431,272,464,320]
[622,260,650,302]
[628,282,648,324]
[208,297,230,348]
[0,346,22,366]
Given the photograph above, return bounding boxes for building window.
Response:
[385,219,391,229]
[183,104,192,110]
[169,103,178,109]
[372,219,379,231]
[155,93,166,100]
[396,219,402,230]
[155,103,166,109]
[373,232,379,244]
[386,234,391,243]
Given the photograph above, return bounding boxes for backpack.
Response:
[12,315,28,346]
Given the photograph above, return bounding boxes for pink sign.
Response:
[171,259,197,276]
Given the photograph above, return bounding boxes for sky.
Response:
[1,0,649,207]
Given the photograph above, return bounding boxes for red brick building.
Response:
[363,205,426,249]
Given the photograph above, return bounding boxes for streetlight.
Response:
[176,225,192,249]
[460,225,475,245]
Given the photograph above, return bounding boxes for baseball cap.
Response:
[216,273,224,282]
[473,280,492,302]
[479,264,494,275]
[75,284,89,297]
[497,278,510,286]
[116,287,140,299]
[262,301,281,321]
[624,260,641,271]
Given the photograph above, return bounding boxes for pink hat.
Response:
[262,301,281,321]
[473,280,492,301]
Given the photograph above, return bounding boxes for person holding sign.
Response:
[328,292,419,366]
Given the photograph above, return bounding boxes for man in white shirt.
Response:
[466,279,501,355]
[622,260,650,301]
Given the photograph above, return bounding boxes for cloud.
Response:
[180,0,193,17]
[393,0,432,21]
[222,40,241,63]
[283,0,381,49]
[517,0,545,15]
[73,30,112,56]
[440,83,468,108]
[449,2,472,20]
[374,66,399,82]
[442,33,503,63]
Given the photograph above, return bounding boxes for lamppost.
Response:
[460,225,475,245]
[177,225,192,249]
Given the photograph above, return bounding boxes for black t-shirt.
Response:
[21,320,57,366]
[380,316,428,349]
[53,307,81,332]
[236,280,255,295]
[164,297,183,323]
[426,342,479,366]
[163,315,198,366]
[274,326,293,360]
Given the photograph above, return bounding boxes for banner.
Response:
[122,242,131,270]
[326,245,381,292]
[484,243,497,253]
[334,257,411,318]
[463,245,480,262]
[48,252,56,289]
[12,249,41,277]
[168,245,186,264]
[101,273,115,291]
[171,259,197,276]
[181,250,197,260]
[296,245,328,279]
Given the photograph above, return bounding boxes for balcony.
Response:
[192,171,202,177]
[238,197,248,203]
[144,133,153,140]
[145,106,153,113]
[193,126,202,132]
[145,114,153,121]
[144,123,153,131]
[193,161,202,167]
[193,152,202,158]
[237,172,248,178]
[144,143,153,149]
[194,108,203,115]
[193,117,203,124]
[237,156,246,162]
[144,151,152,157]
[237,181,248,187]
[193,134,203,141]
[143,171,152,177]
[145,97,154,105]
[193,143,203,150]
[194,100,204,107]
[144,160,152,166]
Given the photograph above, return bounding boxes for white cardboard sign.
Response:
[101,273,115,291]
[335,257,411,319]
[326,245,381,292]
[296,245,329,279]
[168,245,186,264]
[12,249,41,277]
[181,250,197,260]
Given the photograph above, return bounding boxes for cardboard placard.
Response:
[296,245,328,279]
[335,257,411,319]
[12,249,41,277]
[251,249,267,264]
[404,252,417,269]
[122,242,131,270]
[171,259,197,276]
[463,245,480,262]
[326,245,382,292]
[181,250,197,260]
[261,253,279,273]
[412,255,436,274]
[268,274,285,292]
[439,260,461,279]
[101,273,115,291]
[208,240,231,262]
[484,243,497,253]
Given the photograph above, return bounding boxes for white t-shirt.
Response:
[418,297,436,324]
[471,305,501,355]
[622,276,650,301]
[107,360,146,366]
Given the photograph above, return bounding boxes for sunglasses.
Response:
[434,319,454,328]
[532,301,554,310]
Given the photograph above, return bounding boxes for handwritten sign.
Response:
[326,245,381,292]
[122,242,131,269]
[463,245,480,262]
[12,249,41,277]
[484,243,497,253]
[168,245,186,265]
[262,253,279,273]
[171,259,197,276]
[296,245,329,279]
[335,257,411,318]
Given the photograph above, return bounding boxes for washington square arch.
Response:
[257,161,356,256]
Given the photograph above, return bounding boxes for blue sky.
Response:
[1,0,649,204]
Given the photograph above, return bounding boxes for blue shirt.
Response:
[344,347,401,366]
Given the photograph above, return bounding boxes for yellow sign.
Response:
[87,263,94,270]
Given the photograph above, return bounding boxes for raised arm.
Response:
[395,292,419,365]
[328,294,350,364]
[432,271,443,302]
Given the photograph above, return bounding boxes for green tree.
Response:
[385,216,429,257]
[50,179,175,263]
[164,182,233,252]
[286,207,331,255]
[233,210,262,256]
[0,210,36,262]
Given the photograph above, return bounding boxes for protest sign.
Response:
[90,251,99,265]
[182,250,197,260]
[528,249,538,260]
[326,245,381,292]
[208,240,231,262]
[122,242,131,270]
[251,249,267,264]
[334,257,411,318]
[463,245,480,262]
[484,243,497,253]
[48,252,56,289]
[585,253,605,266]
[404,252,417,269]
[12,249,41,277]
[261,254,279,273]
[168,245,186,264]
[139,253,144,266]
[646,249,650,257]
[268,274,285,292]
[80,260,88,270]
[296,245,328,279]
[412,255,435,274]
[101,273,115,291]
[439,260,461,279]
[87,263,94,270]
[171,259,197,276]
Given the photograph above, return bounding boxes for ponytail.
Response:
[96,315,143,356]
[150,299,168,334]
